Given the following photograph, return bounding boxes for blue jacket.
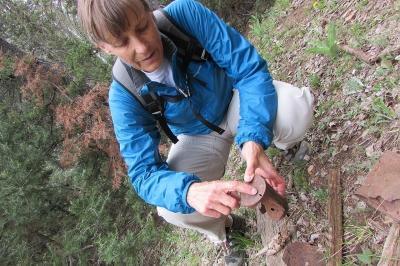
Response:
[108,0,277,213]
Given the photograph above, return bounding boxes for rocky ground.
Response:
[159,0,399,264]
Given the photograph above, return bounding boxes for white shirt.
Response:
[142,58,176,87]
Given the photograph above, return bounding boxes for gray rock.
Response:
[309,233,320,244]
[294,141,311,161]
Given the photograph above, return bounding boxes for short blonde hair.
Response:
[77,0,150,44]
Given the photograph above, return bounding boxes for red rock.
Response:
[282,242,324,266]
[355,151,400,222]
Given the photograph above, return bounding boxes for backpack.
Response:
[112,9,224,144]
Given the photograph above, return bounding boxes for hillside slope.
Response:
[162,0,399,264]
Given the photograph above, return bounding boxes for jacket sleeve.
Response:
[108,81,200,213]
[165,0,277,149]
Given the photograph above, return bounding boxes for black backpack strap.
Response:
[141,92,179,144]
[156,114,179,144]
[112,58,179,144]
[193,110,225,135]
[112,8,225,142]
[153,9,225,136]
[153,9,210,62]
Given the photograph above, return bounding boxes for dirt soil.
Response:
[158,0,399,264]
[224,0,400,264]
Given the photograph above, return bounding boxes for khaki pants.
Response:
[157,81,314,243]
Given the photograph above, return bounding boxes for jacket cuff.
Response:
[235,131,272,150]
[180,176,201,214]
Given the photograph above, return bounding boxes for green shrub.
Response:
[308,23,338,59]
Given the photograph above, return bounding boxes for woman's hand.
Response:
[241,141,286,196]
[186,180,257,218]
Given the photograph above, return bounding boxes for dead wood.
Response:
[328,169,343,266]
[253,221,293,258]
[377,223,400,266]
[257,212,290,265]
[241,175,288,221]
[339,44,372,64]
[339,44,400,65]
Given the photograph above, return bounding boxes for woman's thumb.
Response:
[244,163,255,182]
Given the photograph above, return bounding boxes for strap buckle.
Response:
[200,49,208,60]
[152,110,162,116]
[143,92,164,116]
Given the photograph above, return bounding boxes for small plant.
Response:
[292,162,310,192]
[0,54,14,80]
[344,223,373,251]
[315,99,335,118]
[308,74,321,89]
[266,147,281,160]
[237,161,247,176]
[344,104,362,120]
[230,232,256,250]
[343,77,364,95]
[358,0,369,7]
[308,23,338,59]
[370,97,396,125]
[250,15,264,37]
[350,22,367,47]
[371,35,389,49]
[312,0,326,10]
[356,248,379,265]
[160,229,216,265]
[312,188,328,203]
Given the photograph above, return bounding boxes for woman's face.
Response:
[98,5,163,72]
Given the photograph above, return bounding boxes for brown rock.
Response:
[282,242,324,266]
[355,151,400,222]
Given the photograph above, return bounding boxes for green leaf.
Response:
[308,23,338,58]
[308,44,331,55]
[327,23,337,47]
[372,97,396,119]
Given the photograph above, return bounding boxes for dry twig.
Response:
[377,223,400,266]
[339,44,400,64]
[328,169,343,266]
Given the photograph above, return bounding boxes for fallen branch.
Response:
[339,44,372,64]
[328,169,343,266]
[377,223,400,266]
[252,224,292,258]
[339,44,400,64]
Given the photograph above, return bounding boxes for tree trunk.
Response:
[257,211,287,265]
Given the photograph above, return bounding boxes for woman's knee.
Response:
[272,81,314,149]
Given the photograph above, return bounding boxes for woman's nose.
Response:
[131,36,149,56]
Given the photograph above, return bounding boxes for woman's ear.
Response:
[97,42,111,54]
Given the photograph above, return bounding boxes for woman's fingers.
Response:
[203,209,222,218]
[219,192,240,209]
[209,202,231,216]
[221,180,257,195]
[255,166,286,196]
